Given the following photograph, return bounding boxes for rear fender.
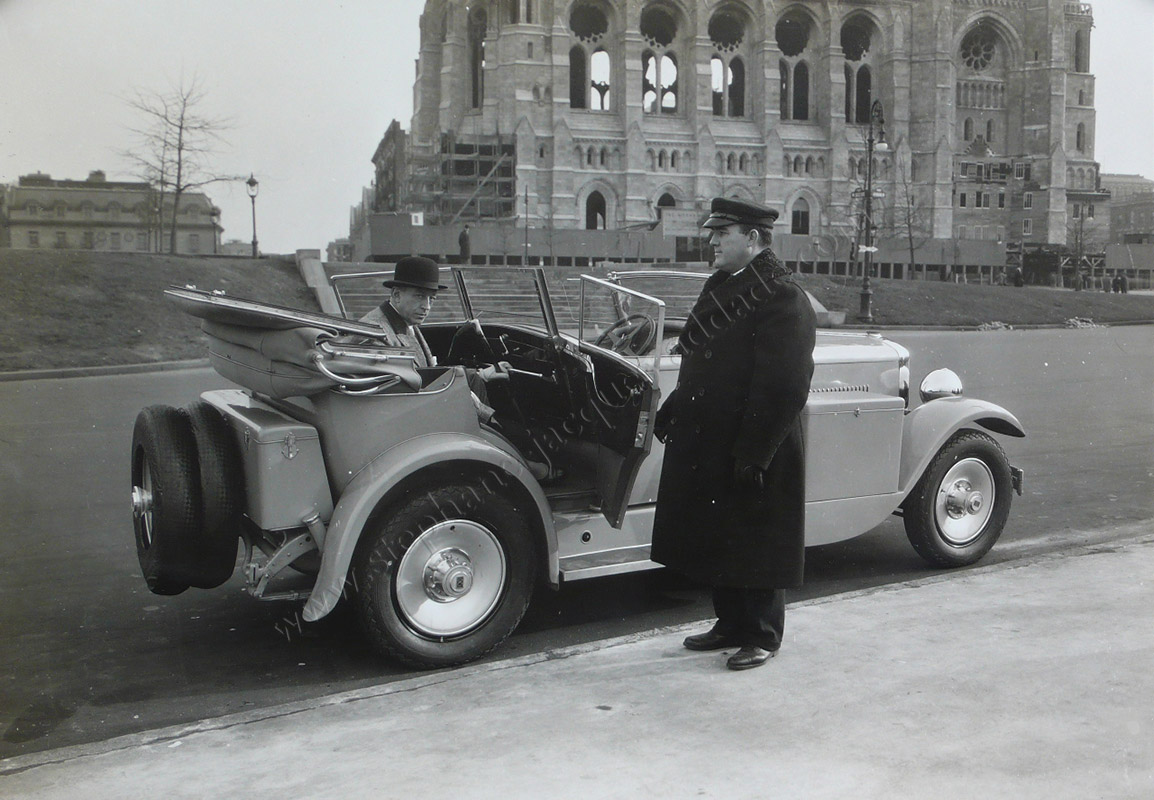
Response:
[899,397,1025,494]
[301,433,556,622]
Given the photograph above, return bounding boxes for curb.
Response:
[0,359,210,383]
[3,523,1150,777]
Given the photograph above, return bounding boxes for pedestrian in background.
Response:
[651,197,816,671]
[458,224,471,265]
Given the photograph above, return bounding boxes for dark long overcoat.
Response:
[650,248,816,589]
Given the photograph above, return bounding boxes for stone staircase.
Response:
[320,261,842,327]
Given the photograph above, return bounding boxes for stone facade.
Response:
[0,171,221,254]
[377,0,1102,269]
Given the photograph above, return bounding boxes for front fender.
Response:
[899,397,1025,494]
[301,432,555,622]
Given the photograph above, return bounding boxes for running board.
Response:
[558,545,657,582]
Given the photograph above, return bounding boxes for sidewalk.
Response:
[3,534,1151,799]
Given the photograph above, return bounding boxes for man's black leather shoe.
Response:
[726,646,777,670]
[683,630,740,651]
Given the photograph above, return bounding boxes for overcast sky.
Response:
[2,0,1152,254]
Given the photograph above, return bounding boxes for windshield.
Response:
[454,267,557,334]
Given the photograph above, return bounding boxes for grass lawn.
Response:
[1,249,1151,372]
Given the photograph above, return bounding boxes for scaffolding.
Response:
[408,131,517,225]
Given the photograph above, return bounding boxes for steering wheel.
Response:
[593,313,657,357]
[446,319,496,367]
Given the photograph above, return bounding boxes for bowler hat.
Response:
[701,197,779,229]
[383,256,447,290]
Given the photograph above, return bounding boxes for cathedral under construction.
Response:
[365,0,1105,275]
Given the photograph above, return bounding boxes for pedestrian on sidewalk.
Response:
[650,197,817,671]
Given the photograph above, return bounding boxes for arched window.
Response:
[658,150,666,169]
[469,7,488,108]
[712,55,745,118]
[793,155,803,174]
[793,62,809,121]
[855,66,872,123]
[986,119,995,143]
[964,118,974,141]
[641,6,680,114]
[526,0,533,24]
[805,156,814,175]
[739,153,747,173]
[670,151,678,170]
[780,59,790,119]
[1076,122,1086,152]
[569,4,609,110]
[587,147,595,166]
[600,147,608,166]
[729,58,745,117]
[590,48,611,110]
[711,56,725,115]
[1074,29,1089,73]
[727,153,735,172]
[657,192,676,218]
[791,198,810,234]
[507,0,519,25]
[841,16,876,123]
[844,65,854,122]
[569,46,587,109]
[585,191,606,229]
[643,51,678,113]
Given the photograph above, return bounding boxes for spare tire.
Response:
[131,405,202,595]
[186,400,245,588]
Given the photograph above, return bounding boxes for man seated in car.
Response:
[361,256,559,482]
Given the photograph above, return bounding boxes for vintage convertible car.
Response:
[131,267,1024,668]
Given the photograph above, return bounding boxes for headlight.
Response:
[919,368,964,403]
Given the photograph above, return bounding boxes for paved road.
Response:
[0,325,1151,758]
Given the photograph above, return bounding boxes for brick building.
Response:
[0,170,221,254]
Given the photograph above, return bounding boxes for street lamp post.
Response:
[245,173,260,258]
[858,99,888,323]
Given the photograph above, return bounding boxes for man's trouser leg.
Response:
[712,586,785,651]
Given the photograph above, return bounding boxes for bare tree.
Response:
[891,150,933,280]
[1066,208,1108,290]
[123,76,236,254]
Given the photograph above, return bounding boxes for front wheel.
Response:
[903,430,1013,568]
[354,480,537,669]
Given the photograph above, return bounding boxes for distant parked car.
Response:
[131,267,1024,668]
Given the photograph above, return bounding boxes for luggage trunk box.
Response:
[203,389,334,531]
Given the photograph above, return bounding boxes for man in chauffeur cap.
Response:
[651,197,817,670]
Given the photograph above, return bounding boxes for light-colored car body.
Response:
[138,267,1024,667]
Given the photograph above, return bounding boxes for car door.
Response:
[573,275,665,527]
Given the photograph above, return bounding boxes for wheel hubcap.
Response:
[395,520,507,638]
[934,458,995,546]
[132,460,155,548]
[424,548,475,601]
